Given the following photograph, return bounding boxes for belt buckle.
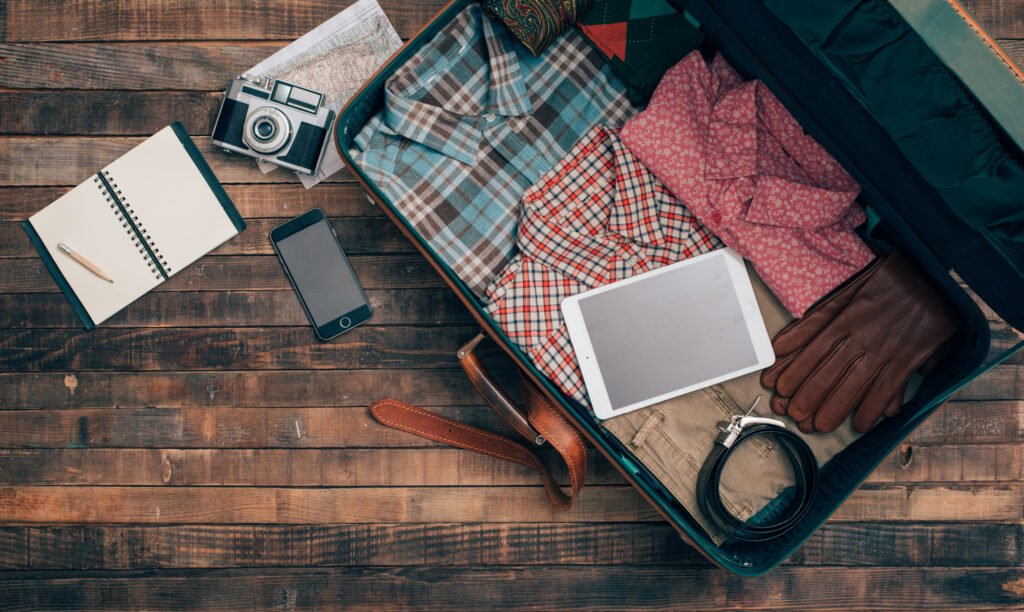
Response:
[715,396,786,448]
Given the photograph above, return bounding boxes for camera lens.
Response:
[255,119,276,140]
[243,107,291,154]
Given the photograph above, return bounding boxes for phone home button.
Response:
[339,316,352,329]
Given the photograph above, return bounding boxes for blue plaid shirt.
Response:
[352,4,636,296]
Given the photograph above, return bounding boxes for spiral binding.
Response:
[95,171,170,280]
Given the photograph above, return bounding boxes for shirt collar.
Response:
[382,5,532,165]
[481,13,532,117]
[704,78,860,228]
[606,134,667,245]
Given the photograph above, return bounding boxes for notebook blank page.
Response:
[104,126,239,275]
[28,180,161,325]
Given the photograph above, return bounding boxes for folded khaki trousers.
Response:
[602,267,861,543]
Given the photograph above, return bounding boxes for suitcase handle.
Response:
[369,331,587,510]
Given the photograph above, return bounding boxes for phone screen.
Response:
[275,219,367,327]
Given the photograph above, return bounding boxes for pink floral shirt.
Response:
[620,51,875,316]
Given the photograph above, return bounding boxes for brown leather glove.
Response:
[763,256,882,400]
[760,254,885,430]
[761,250,960,433]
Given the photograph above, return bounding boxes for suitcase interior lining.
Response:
[685,0,1024,331]
[336,0,1003,573]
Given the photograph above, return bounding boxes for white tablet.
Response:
[561,248,775,420]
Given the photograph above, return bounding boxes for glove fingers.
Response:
[852,363,903,433]
[809,354,873,432]
[785,348,853,424]
[785,353,846,425]
[772,393,823,433]
[770,393,789,416]
[770,257,880,355]
[775,332,848,407]
[770,317,825,358]
[761,349,802,390]
[854,392,902,432]
[853,382,904,432]
[884,390,905,417]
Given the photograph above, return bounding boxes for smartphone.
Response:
[270,208,373,340]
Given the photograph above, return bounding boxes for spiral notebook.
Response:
[22,123,246,328]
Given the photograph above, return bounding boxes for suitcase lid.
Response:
[674,0,1024,332]
[890,0,1024,155]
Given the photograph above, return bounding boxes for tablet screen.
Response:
[576,254,758,410]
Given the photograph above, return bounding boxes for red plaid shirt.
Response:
[484,127,722,405]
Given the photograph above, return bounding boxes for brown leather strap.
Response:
[457,333,545,446]
[517,372,588,509]
[369,346,587,510]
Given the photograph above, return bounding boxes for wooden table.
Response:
[0,1,1022,609]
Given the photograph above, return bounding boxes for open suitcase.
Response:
[335,0,1024,574]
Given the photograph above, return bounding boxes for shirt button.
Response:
[711,211,723,224]
[483,113,497,122]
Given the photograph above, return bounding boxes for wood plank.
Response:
[0,366,1015,410]
[0,567,1021,610]
[0,289,474,328]
[0,524,710,569]
[0,184,381,220]
[2,0,1014,45]
[0,217,413,258]
[0,255,447,292]
[0,91,220,135]
[0,486,657,524]
[0,42,283,90]
[964,0,1024,38]
[0,369,512,410]
[0,399,1014,450]
[991,320,1024,362]
[0,485,1019,525]
[12,315,1011,366]
[0,448,620,487]
[908,400,1023,444]
[998,39,1024,63]
[1,443,1019,487]
[787,522,1024,567]
[833,484,1023,522]
[1,0,442,41]
[866,443,1024,483]
[955,364,1024,400]
[0,406,517,449]
[0,136,358,186]
[0,297,1014,376]
[0,523,1018,569]
[4,40,1016,94]
[0,326,492,371]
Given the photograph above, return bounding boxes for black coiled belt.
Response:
[696,412,819,542]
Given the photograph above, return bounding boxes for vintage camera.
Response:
[211,75,336,175]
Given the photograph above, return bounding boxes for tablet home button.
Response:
[339,317,352,329]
